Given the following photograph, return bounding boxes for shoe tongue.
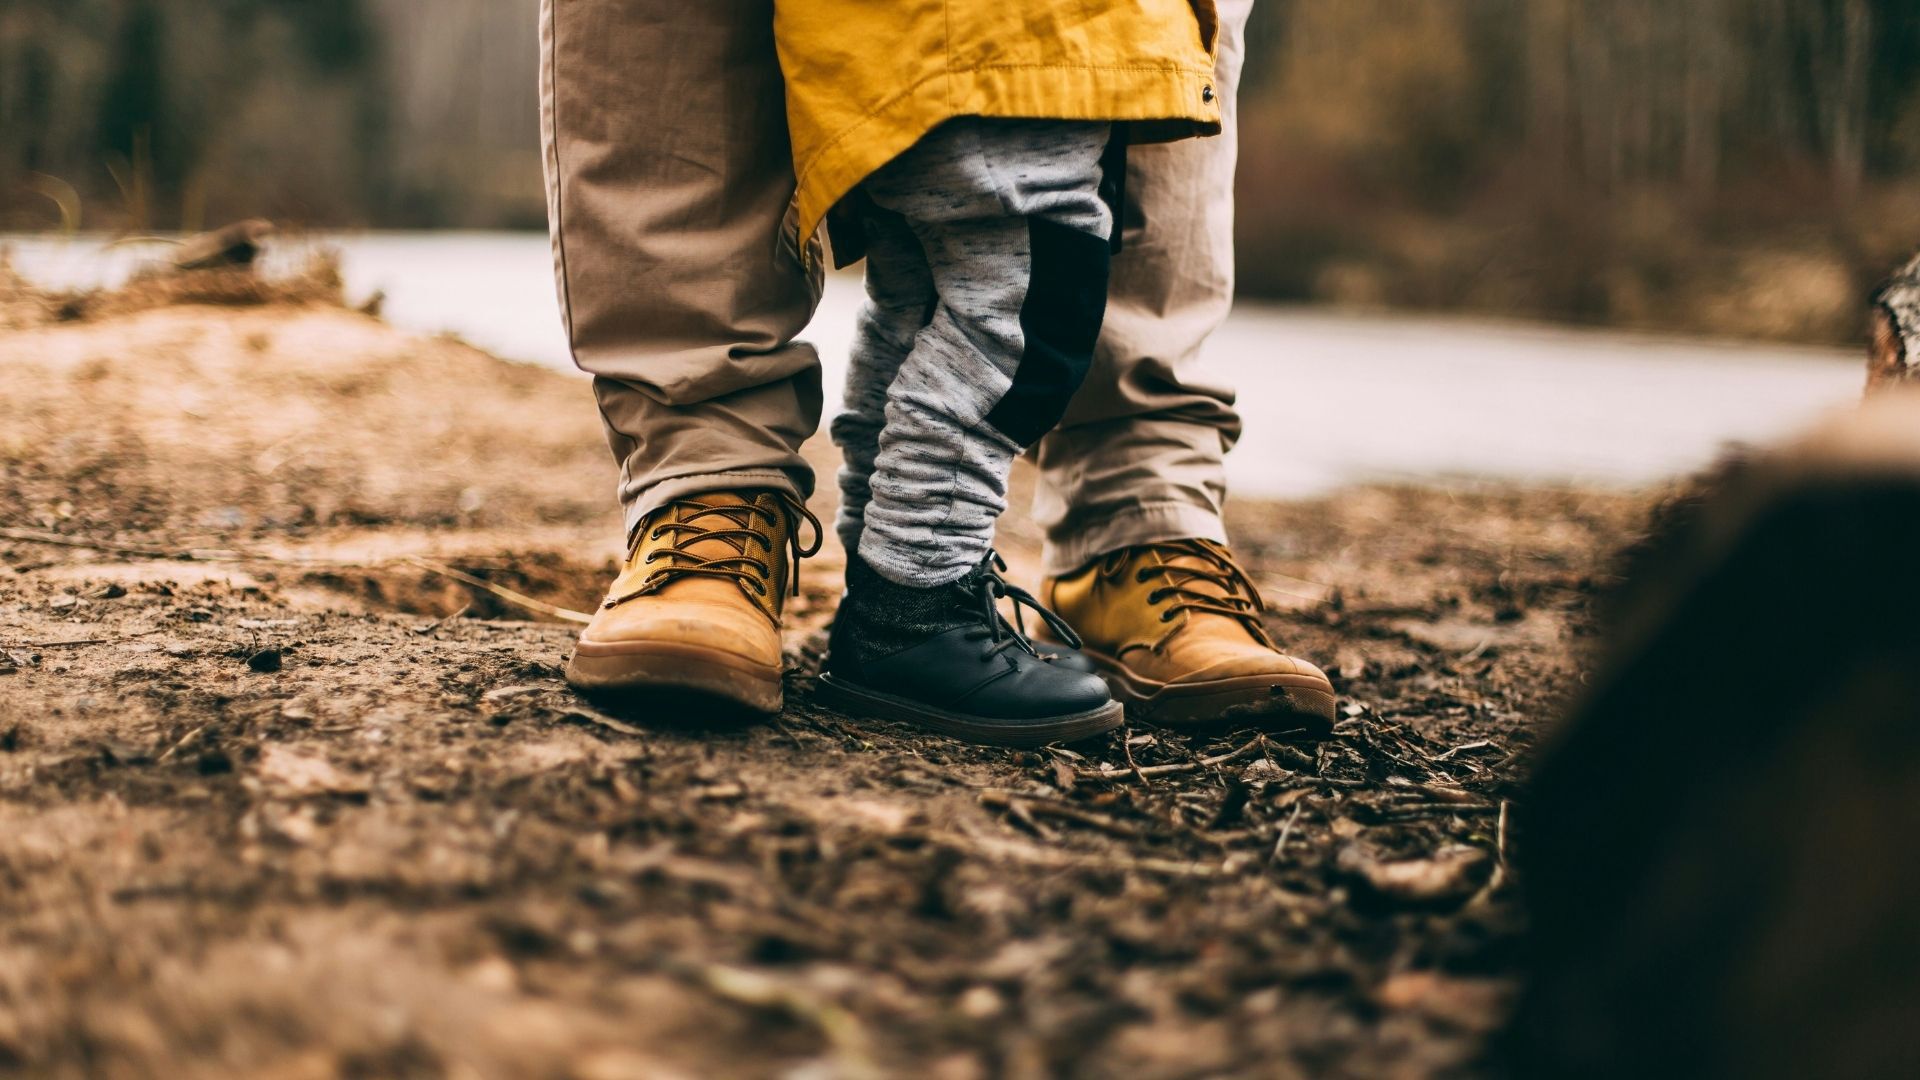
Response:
[667,492,767,561]
[1148,544,1238,601]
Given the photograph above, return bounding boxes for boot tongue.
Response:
[642,492,785,608]
[666,492,763,564]
[1150,545,1237,598]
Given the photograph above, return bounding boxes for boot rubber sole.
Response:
[1079,647,1336,735]
[566,639,782,715]
[813,673,1123,748]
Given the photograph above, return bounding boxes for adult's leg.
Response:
[1030,3,1335,735]
[1029,0,1252,576]
[547,0,824,713]
[542,0,822,541]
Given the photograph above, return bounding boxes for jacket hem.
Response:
[789,63,1222,261]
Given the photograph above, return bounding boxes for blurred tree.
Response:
[1,0,1917,341]
[96,1,169,185]
[0,0,393,230]
[1235,0,1920,339]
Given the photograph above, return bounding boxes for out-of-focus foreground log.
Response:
[1867,251,1920,393]
[1516,259,1920,1080]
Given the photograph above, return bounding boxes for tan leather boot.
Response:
[566,491,820,714]
[1041,539,1336,733]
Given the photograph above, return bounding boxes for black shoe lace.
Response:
[955,552,1084,660]
[610,491,822,607]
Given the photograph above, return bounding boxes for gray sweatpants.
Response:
[832,118,1114,587]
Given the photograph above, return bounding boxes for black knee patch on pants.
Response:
[984,219,1112,447]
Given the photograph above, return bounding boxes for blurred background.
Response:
[2,0,1917,498]
[4,0,1918,343]
[8,10,1917,1076]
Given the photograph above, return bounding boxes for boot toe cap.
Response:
[1171,650,1334,689]
[960,664,1112,720]
[577,601,781,666]
[1034,642,1101,675]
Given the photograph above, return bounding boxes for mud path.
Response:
[0,271,1650,1078]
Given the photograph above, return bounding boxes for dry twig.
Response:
[1078,734,1271,782]
[980,791,1143,840]
[930,828,1227,879]
[1272,800,1305,861]
[403,559,592,624]
[563,709,650,740]
[1119,724,1150,785]
[0,527,212,560]
[0,528,591,624]
[682,963,879,1079]
[1433,739,1495,762]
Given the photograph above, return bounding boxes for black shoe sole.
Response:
[1515,457,1920,1079]
[814,673,1123,748]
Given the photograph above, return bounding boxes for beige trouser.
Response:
[540,0,1248,576]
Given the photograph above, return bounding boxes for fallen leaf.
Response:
[571,1048,696,1080]
[483,684,546,704]
[1374,970,1509,1029]
[835,797,919,836]
[1270,787,1311,810]
[1050,759,1077,791]
[1337,843,1491,906]
[254,745,368,797]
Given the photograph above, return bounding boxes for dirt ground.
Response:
[0,258,1656,1079]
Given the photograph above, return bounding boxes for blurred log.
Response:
[1867,251,1920,393]
[1515,386,1920,1079]
[172,219,275,271]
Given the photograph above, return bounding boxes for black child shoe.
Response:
[818,553,1123,747]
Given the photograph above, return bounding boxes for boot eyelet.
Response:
[649,528,663,541]
[1160,611,1175,623]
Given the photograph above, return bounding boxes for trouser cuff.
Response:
[623,469,808,542]
[1040,501,1229,577]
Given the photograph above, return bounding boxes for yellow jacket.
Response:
[774,0,1223,257]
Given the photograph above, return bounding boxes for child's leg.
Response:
[856,118,1115,586]
[816,118,1121,744]
[830,209,934,557]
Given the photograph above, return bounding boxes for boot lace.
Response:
[609,492,822,607]
[957,552,1084,661]
[1104,538,1276,650]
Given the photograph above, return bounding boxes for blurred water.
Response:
[5,230,1864,497]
